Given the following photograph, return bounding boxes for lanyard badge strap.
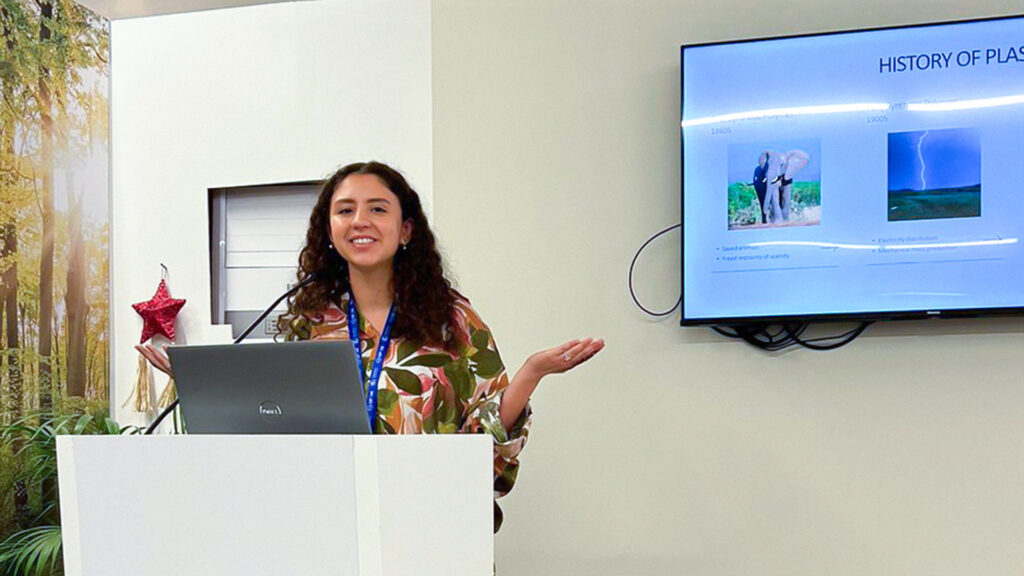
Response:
[347,295,396,431]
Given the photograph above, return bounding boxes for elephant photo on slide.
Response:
[753,149,810,223]
[727,139,819,230]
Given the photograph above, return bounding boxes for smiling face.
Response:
[328,173,413,274]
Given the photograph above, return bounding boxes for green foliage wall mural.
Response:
[0,0,110,573]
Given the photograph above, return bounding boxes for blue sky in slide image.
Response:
[888,127,980,191]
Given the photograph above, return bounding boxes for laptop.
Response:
[167,341,372,434]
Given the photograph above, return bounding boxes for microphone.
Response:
[144,272,322,435]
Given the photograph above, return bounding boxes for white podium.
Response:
[56,435,493,576]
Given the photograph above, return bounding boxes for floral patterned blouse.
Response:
[302,296,531,531]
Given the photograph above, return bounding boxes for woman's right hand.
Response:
[135,343,174,378]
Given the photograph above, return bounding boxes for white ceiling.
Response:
[75,0,297,20]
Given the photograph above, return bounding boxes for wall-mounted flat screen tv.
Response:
[681,15,1024,325]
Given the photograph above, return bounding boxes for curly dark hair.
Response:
[278,161,458,351]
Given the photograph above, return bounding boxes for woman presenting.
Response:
[139,161,604,530]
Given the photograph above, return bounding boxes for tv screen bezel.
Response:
[679,13,1024,327]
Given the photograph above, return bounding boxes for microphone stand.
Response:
[144,274,320,435]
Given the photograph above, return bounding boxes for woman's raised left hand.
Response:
[523,337,605,379]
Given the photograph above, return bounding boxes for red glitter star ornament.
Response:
[132,279,186,343]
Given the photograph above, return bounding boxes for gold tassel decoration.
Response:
[123,352,155,413]
[157,377,177,410]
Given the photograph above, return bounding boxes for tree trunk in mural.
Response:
[1,5,12,419]
[2,224,20,415]
[66,192,87,397]
[1,7,28,525]
[2,224,20,399]
[4,227,29,529]
[37,0,55,412]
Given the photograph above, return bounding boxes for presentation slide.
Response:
[681,16,1024,323]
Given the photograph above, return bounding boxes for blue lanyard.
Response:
[347,295,396,432]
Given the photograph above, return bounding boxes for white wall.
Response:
[431,2,1024,574]
[111,0,432,426]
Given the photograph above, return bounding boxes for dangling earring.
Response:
[400,242,408,252]
[328,242,334,250]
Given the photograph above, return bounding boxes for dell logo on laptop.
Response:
[258,401,283,422]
